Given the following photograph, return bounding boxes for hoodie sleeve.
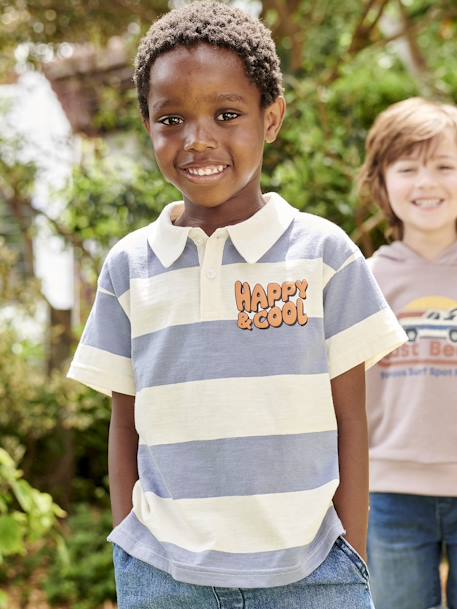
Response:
[323,234,406,379]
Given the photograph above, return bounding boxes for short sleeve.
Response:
[67,257,135,396]
[323,244,406,379]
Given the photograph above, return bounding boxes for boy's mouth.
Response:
[186,165,226,176]
[412,198,443,209]
[180,163,229,182]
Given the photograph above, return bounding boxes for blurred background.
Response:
[1,0,456,607]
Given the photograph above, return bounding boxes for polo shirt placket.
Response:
[189,227,228,321]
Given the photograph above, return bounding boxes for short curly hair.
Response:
[134,1,283,122]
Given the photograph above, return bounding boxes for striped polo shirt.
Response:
[68,193,405,588]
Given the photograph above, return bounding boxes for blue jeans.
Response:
[368,493,457,609]
[113,537,374,609]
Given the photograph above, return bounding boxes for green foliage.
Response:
[0,448,65,563]
[65,155,176,247]
[0,108,39,276]
[0,320,112,501]
[94,86,146,136]
[0,0,169,73]
[0,449,65,609]
[44,504,116,609]
[271,0,365,76]
[0,241,113,605]
[0,238,40,309]
[0,238,111,505]
[62,138,179,278]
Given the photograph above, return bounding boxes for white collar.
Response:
[147,192,298,268]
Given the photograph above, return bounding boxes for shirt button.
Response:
[206,269,216,280]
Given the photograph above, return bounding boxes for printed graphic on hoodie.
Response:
[380,296,457,376]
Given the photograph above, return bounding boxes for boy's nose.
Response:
[183,123,217,152]
[416,167,436,188]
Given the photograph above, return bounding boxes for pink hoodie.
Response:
[366,240,457,496]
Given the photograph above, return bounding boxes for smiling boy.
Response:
[359,97,457,609]
[68,3,405,608]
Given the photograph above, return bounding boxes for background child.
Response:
[359,97,457,609]
[68,2,404,607]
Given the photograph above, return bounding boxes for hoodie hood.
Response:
[371,239,457,267]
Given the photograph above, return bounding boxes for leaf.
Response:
[0,448,15,469]
[0,515,25,556]
[11,479,33,513]
[0,590,9,609]
[56,534,71,567]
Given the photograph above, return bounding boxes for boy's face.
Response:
[144,44,284,211]
[384,129,457,241]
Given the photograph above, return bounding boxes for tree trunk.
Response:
[46,306,75,508]
[261,0,305,72]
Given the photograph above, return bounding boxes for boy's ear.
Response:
[264,95,286,144]
[143,118,151,133]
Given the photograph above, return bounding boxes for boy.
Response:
[68,3,405,607]
[359,97,457,609]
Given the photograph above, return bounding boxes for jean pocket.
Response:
[112,543,135,572]
[335,536,369,582]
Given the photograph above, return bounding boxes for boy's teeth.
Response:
[187,165,225,176]
[413,198,442,208]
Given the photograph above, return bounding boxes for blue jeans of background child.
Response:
[113,536,374,609]
[368,493,457,609]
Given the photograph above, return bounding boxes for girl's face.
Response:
[384,129,457,243]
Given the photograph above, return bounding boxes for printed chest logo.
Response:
[235,279,308,330]
[380,296,457,379]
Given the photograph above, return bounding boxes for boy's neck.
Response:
[174,190,266,236]
[402,227,457,261]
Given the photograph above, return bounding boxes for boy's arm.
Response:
[331,362,369,561]
[109,392,139,527]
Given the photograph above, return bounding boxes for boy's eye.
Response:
[438,165,455,170]
[398,167,415,173]
[159,116,183,126]
[216,111,240,121]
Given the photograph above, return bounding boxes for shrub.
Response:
[45,504,116,609]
